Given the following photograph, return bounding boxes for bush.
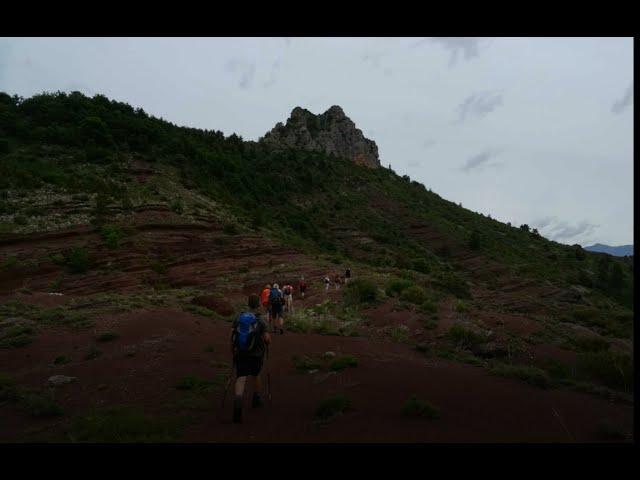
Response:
[329,354,358,371]
[412,258,431,274]
[84,346,102,360]
[54,355,71,365]
[418,300,438,315]
[399,285,428,305]
[66,247,90,274]
[447,325,487,349]
[20,390,63,417]
[343,279,379,306]
[569,335,610,353]
[385,278,413,297]
[578,351,632,393]
[402,395,440,419]
[315,394,352,420]
[170,199,183,214]
[434,271,470,299]
[223,223,239,235]
[489,364,551,389]
[292,355,323,373]
[68,406,181,442]
[97,331,120,342]
[100,224,124,249]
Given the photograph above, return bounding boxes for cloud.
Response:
[611,83,633,114]
[456,91,504,123]
[225,58,256,90]
[413,37,487,67]
[532,217,599,244]
[423,139,437,149]
[460,149,502,172]
[263,58,281,89]
[362,50,385,69]
[531,216,556,230]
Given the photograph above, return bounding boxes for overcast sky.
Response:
[0,37,633,246]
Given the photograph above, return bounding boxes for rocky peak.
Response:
[261,106,380,168]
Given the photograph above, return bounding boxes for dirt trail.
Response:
[0,291,632,443]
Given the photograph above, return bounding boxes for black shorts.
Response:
[271,303,283,316]
[235,355,263,377]
[300,285,306,293]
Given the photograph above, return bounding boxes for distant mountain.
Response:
[584,243,633,257]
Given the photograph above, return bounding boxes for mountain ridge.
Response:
[584,243,633,257]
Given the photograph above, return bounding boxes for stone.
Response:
[323,351,336,358]
[47,375,77,387]
[471,342,508,358]
[261,106,381,168]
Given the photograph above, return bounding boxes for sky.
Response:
[0,37,634,246]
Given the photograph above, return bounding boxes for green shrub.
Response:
[292,355,323,373]
[385,278,413,297]
[402,395,440,419]
[595,419,628,440]
[100,224,124,249]
[54,355,71,365]
[343,279,379,306]
[489,364,551,389]
[447,325,487,349]
[412,258,431,274]
[399,285,427,304]
[578,351,632,393]
[222,223,239,235]
[169,199,183,214]
[68,406,181,442]
[418,300,438,314]
[84,346,102,360]
[329,354,358,371]
[66,247,90,274]
[390,325,410,343]
[97,331,120,342]
[20,390,63,417]
[434,271,470,298]
[569,335,610,353]
[0,325,35,348]
[315,394,352,420]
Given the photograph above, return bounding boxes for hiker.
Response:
[345,267,351,284]
[334,274,342,290]
[260,284,272,324]
[282,282,294,313]
[298,276,307,298]
[324,275,331,292]
[269,283,285,335]
[231,294,271,424]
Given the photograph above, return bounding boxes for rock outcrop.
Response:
[261,106,380,168]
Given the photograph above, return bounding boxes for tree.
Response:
[520,224,530,232]
[609,262,625,290]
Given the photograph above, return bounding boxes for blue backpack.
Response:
[269,288,283,305]
[232,312,259,353]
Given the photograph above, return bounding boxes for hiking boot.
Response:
[233,395,242,423]
[252,392,264,408]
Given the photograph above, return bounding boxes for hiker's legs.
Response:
[252,374,261,394]
[235,375,247,396]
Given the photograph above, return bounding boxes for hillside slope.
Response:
[0,91,633,442]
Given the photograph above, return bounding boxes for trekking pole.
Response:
[221,359,235,412]
[266,345,272,404]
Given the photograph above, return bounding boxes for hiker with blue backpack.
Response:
[269,283,285,335]
[230,294,271,424]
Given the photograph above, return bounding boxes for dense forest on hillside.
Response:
[0,91,633,311]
